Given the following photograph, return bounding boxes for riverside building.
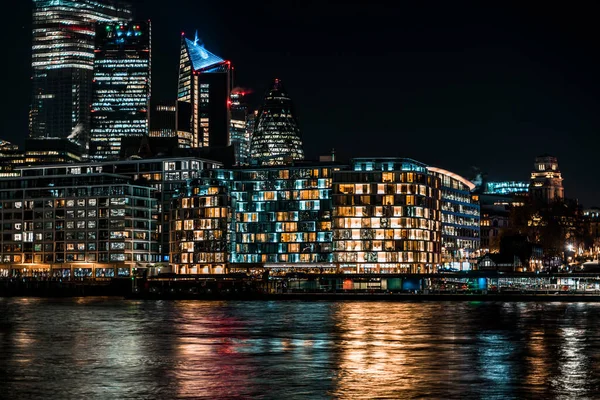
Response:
[0,157,223,277]
[428,167,480,270]
[332,159,442,274]
[0,165,158,278]
[169,158,475,274]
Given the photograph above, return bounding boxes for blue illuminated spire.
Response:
[183,37,225,72]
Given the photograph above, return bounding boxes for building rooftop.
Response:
[184,37,226,72]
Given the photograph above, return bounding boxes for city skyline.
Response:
[1,1,599,205]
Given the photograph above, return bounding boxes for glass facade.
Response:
[428,167,480,270]
[30,0,131,144]
[170,182,230,274]
[230,92,251,165]
[249,79,304,165]
[177,34,231,149]
[332,159,442,273]
[91,21,151,161]
[230,167,334,265]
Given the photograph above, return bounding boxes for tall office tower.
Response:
[90,21,151,161]
[177,33,231,149]
[249,79,304,165]
[529,154,564,204]
[30,0,131,148]
[230,91,250,165]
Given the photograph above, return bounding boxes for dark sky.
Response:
[1,1,599,205]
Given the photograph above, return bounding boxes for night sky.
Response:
[1,1,599,205]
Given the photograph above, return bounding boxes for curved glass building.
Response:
[428,167,480,270]
[332,159,442,274]
[249,79,304,165]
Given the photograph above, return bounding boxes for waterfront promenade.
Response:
[3,271,600,300]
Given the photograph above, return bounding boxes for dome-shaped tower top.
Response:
[249,79,305,166]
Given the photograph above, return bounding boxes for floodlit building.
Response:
[90,21,151,161]
[177,33,231,149]
[529,154,564,204]
[249,79,304,165]
[30,0,131,148]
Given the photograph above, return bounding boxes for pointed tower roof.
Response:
[183,37,226,72]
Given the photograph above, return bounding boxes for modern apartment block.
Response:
[169,158,479,274]
[0,165,158,278]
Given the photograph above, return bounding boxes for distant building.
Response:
[230,91,251,165]
[90,21,151,161]
[149,101,182,145]
[485,181,529,195]
[0,140,23,177]
[529,155,564,204]
[249,79,304,165]
[30,0,131,145]
[177,33,231,149]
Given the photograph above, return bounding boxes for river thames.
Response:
[1,299,599,399]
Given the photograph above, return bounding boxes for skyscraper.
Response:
[249,79,304,165]
[230,91,250,165]
[177,33,231,149]
[529,154,564,204]
[90,21,151,161]
[30,0,131,146]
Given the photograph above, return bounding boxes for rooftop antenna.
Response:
[194,30,199,46]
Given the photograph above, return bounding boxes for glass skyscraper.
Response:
[30,0,131,146]
[177,33,231,149]
[230,92,250,165]
[249,79,304,165]
[90,21,151,161]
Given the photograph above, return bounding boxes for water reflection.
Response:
[2,299,600,399]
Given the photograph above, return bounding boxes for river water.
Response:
[1,299,599,399]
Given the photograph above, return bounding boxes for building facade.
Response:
[428,167,480,270]
[170,177,230,274]
[485,181,529,195]
[0,165,158,278]
[30,0,131,146]
[332,159,442,273]
[230,92,251,165]
[529,155,564,204]
[177,34,231,149]
[149,101,182,145]
[90,21,151,161]
[229,166,335,267]
[249,79,304,165]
